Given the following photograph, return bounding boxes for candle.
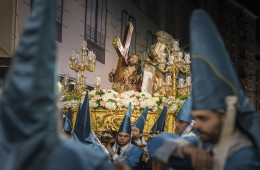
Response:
[160,52,166,64]
[75,51,79,64]
[186,76,191,86]
[69,50,76,63]
[177,51,183,62]
[179,78,184,88]
[88,51,96,63]
[95,75,101,86]
[83,77,87,88]
[184,53,190,62]
[174,40,179,47]
[62,74,69,86]
[82,40,87,49]
[76,73,81,84]
[173,45,179,51]
[166,73,172,86]
[168,53,174,65]
[158,77,163,87]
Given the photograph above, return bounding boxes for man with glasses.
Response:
[107,103,143,169]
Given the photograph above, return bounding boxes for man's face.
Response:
[116,132,130,147]
[175,119,190,135]
[128,55,138,66]
[131,127,143,140]
[192,110,225,144]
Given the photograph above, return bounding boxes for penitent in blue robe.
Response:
[112,143,143,169]
[148,133,260,170]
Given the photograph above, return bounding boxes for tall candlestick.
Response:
[166,73,172,86]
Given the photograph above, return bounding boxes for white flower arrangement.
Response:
[61,89,187,113]
[105,101,117,110]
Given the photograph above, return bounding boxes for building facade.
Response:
[1,0,259,116]
[216,0,259,117]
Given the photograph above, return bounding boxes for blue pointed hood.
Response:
[118,103,132,135]
[190,9,260,156]
[151,106,167,132]
[63,108,73,134]
[132,106,148,133]
[176,92,193,123]
[78,103,82,112]
[73,92,97,145]
[0,0,58,169]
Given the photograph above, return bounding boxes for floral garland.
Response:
[61,89,187,113]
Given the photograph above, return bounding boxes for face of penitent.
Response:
[131,127,142,140]
[116,132,131,147]
[192,110,225,144]
[175,119,190,135]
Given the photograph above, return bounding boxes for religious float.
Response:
[60,22,191,140]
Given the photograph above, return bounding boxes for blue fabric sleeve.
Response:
[117,146,143,169]
[224,146,260,170]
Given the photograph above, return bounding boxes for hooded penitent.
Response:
[190,9,260,157]
[0,0,58,169]
[132,106,148,133]
[0,0,114,169]
[63,108,73,134]
[150,106,167,132]
[176,92,193,124]
[72,92,103,151]
[118,103,132,135]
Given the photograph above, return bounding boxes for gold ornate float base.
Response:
[69,108,177,140]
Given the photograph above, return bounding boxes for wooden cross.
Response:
[112,21,134,82]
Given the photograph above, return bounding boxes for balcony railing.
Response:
[85,24,105,49]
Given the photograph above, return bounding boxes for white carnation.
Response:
[168,103,179,112]
[89,101,98,108]
[150,97,159,103]
[139,92,152,99]
[106,90,118,96]
[121,98,133,108]
[89,90,97,96]
[140,99,154,109]
[101,93,115,101]
[121,90,135,97]
[105,101,117,110]
[62,100,81,109]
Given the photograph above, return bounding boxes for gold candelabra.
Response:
[63,40,96,95]
[141,40,191,96]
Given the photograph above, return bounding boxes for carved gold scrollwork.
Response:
[68,108,176,140]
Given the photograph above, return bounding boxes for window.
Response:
[121,10,136,55]
[85,0,107,64]
[30,0,63,42]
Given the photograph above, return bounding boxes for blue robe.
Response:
[47,140,115,170]
[147,132,260,170]
[112,143,143,169]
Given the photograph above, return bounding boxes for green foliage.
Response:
[152,86,162,95]
[62,92,81,101]
[180,44,189,51]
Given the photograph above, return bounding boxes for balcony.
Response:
[85,24,105,49]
